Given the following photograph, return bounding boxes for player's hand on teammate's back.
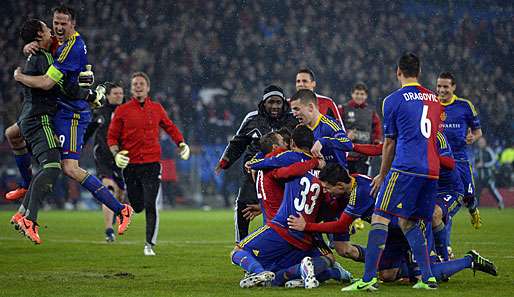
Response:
[23,41,39,56]
[114,150,130,169]
[311,140,323,158]
[370,174,384,197]
[287,214,307,231]
[242,204,261,221]
[178,142,190,160]
[79,64,95,87]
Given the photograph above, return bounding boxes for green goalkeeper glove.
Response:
[178,142,190,160]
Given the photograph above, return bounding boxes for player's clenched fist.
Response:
[114,150,130,169]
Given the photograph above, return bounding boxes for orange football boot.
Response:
[117,204,134,235]
[5,187,28,201]
[18,217,42,244]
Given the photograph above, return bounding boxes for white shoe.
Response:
[144,243,156,256]
[239,271,275,288]
[285,279,304,288]
[300,257,319,289]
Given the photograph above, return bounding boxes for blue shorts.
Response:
[455,160,475,197]
[435,192,462,223]
[53,108,91,160]
[238,225,323,272]
[375,171,437,221]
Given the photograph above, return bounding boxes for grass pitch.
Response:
[0,208,513,297]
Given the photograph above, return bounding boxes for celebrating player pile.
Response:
[228,53,497,290]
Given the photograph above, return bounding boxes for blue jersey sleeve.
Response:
[250,152,299,170]
[53,40,84,75]
[319,129,353,151]
[437,132,452,157]
[464,100,481,130]
[382,95,397,139]
[344,178,374,218]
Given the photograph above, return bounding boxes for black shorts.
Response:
[95,150,125,190]
[237,171,258,205]
[19,114,60,161]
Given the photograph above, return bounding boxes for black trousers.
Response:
[234,171,258,243]
[123,162,161,245]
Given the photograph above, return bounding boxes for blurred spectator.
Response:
[475,137,504,209]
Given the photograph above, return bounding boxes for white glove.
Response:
[178,142,190,160]
[114,150,130,168]
[88,85,105,109]
[79,64,94,87]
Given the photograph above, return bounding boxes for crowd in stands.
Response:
[1,0,512,206]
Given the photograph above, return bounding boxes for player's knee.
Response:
[398,218,415,232]
[371,213,390,225]
[5,124,24,146]
[432,205,443,226]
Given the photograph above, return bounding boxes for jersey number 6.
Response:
[420,105,432,139]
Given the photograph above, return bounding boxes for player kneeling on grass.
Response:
[230,126,352,288]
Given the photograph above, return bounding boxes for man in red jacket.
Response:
[295,68,344,129]
[108,72,190,256]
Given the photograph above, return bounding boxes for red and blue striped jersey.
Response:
[269,171,323,251]
[382,83,441,178]
[440,95,481,161]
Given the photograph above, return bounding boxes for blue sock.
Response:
[231,250,264,274]
[311,256,331,275]
[403,223,433,282]
[14,153,32,188]
[446,218,453,247]
[431,256,472,281]
[363,222,388,282]
[81,174,124,214]
[272,265,300,286]
[316,267,346,282]
[433,223,449,261]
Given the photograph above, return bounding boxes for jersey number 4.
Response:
[420,105,432,139]
[294,177,320,215]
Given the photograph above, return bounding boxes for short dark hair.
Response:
[319,163,351,185]
[53,5,76,20]
[398,52,420,78]
[297,68,315,81]
[259,132,281,154]
[277,127,292,147]
[291,125,314,151]
[131,72,151,88]
[20,19,44,44]
[104,81,123,95]
[438,72,456,85]
[352,82,368,94]
[290,89,317,105]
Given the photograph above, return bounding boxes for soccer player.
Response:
[342,53,442,291]
[108,72,190,256]
[288,163,372,262]
[340,82,383,175]
[215,85,297,242]
[13,5,134,237]
[8,19,62,243]
[475,136,504,209]
[295,68,344,127]
[84,82,126,241]
[290,89,352,168]
[437,72,483,228]
[231,126,347,288]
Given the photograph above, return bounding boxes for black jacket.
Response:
[220,98,298,168]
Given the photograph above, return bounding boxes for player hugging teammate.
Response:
[229,54,497,290]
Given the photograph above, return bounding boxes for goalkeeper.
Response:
[108,72,190,256]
